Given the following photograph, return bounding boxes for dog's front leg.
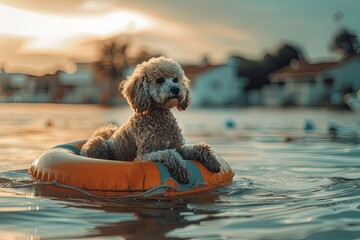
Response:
[180,143,221,173]
[140,149,191,184]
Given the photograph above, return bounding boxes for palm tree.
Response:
[93,40,129,105]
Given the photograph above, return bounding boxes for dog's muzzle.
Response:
[169,87,181,99]
[170,87,180,95]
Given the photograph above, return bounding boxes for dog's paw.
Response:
[171,163,191,184]
[192,142,221,173]
[202,153,221,173]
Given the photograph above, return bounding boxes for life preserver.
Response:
[29,140,234,197]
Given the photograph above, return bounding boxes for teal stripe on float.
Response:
[53,144,81,155]
[155,161,204,190]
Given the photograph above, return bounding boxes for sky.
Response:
[0,0,359,76]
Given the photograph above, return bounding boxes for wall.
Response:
[191,65,245,107]
[326,58,360,91]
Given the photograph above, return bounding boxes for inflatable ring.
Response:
[29,140,234,197]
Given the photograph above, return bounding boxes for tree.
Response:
[240,43,305,91]
[93,40,129,105]
[330,28,360,58]
[93,40,129,82]
[272,43,304,70]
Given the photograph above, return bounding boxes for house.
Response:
[267,56,360,106]
[0,72,55,103]
[185,56,247,107]
[0,63,104,104]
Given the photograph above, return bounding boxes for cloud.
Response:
[0,3,153,39]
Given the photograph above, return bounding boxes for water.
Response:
[1,104,360,240]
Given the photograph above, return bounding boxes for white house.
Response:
[267,56,360,106]
[186,56,247,107]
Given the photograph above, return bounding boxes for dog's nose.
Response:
[170,87,180,95]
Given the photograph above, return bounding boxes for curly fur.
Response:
[81,56,220,183]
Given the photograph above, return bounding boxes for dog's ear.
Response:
[120,73,151,114]
[177,77,191,111]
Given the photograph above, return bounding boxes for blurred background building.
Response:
[0,1,359,110]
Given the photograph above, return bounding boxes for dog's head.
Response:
[120,56,190,114]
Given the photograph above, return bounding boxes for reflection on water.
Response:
[0,104,360,239]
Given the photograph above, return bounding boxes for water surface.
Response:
[1,104,360,239]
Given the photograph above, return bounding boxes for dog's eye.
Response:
[173,77,178,83]
[156,77,165,84]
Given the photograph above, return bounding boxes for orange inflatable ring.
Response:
[29,140,234,197]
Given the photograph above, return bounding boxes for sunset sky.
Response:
[0,0,359,75]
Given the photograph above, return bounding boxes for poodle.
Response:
[80,56,220,184]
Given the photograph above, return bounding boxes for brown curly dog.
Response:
[81,56,220,183]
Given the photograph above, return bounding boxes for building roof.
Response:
[271,61,338,79]
[270,56,360,81]
[183,64,221,80]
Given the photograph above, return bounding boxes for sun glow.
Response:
[0,3,153,49]
[0,3,154,75]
